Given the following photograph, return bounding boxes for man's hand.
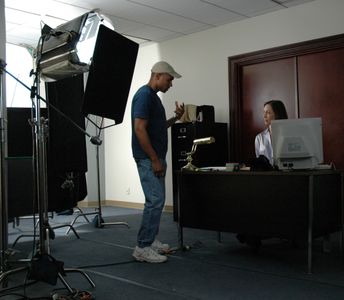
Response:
[174,101,185,120]
[151,158,165,177]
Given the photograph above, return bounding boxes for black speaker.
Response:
[82,25,139,123]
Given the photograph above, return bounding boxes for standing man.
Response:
[131,61,184,263]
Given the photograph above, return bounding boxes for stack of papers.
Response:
[199,166,227,171]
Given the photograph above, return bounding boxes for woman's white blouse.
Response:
[254,128,273,165]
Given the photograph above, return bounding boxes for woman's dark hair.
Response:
[264,100,288,120]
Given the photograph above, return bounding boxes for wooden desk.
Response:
[176,170,344,273]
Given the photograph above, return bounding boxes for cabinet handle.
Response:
[180,151,187,156]
[177,135,187,139]
[180,128,187,133]
[178,159,186,162]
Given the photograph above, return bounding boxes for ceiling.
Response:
[5,0,315,48]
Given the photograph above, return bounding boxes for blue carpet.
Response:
[2,207,344,299]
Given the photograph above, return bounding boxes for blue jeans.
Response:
[135,158,166,248]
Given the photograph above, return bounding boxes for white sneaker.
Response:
[132,246,167,263]
[151,240,171,254]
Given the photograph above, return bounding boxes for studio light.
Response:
[182,137,215,171]
[38,10,113,81]
[38,9,139,123]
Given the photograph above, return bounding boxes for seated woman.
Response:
[254,100,288,166]
[237,100,288,250]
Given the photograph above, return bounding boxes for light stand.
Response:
[0,59,11,284]
[0,58,7,278]
[0,62,95,291]
[33,69,49,255]
[92,118,129,228]
[66,117,129,232]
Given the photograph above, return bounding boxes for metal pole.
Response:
[32,71,50,255]
[93,119,128,228]
[96,142,102,228]
[0,58,8,275]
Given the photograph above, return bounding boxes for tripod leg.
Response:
[64,268,96,288]
[66,211,97,235]
[52,224,80,239]
[101,220,129,228]
[58,272,74,294]
[0,266,28,287]
[11,234,35,248]
[74,207,91,223]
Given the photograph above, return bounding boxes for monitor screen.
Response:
[271,117,323,170]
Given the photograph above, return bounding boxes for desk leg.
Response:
[307,175,314,274]
[176,172,183,250]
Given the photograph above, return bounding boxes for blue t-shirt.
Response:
[131,85,167,159]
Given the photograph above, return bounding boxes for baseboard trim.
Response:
[77,199,173,213]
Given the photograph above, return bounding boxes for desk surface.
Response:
[179,169,341,176]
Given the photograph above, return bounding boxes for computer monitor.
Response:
[271,117,323,170]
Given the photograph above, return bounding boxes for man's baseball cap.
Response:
[151,61,182,78]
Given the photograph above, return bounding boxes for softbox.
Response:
[82,25,139,123]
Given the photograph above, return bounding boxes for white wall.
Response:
[104,0,344,206]
[104,44,162,204]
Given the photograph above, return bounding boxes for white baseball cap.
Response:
[151,61,182,78]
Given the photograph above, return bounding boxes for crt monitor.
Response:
[271,117,323,170]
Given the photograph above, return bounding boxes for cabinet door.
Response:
[298,48,344,168]
[171,123,195,170]
[240,58,297,162]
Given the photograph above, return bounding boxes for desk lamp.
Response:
[182,137,215,171]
